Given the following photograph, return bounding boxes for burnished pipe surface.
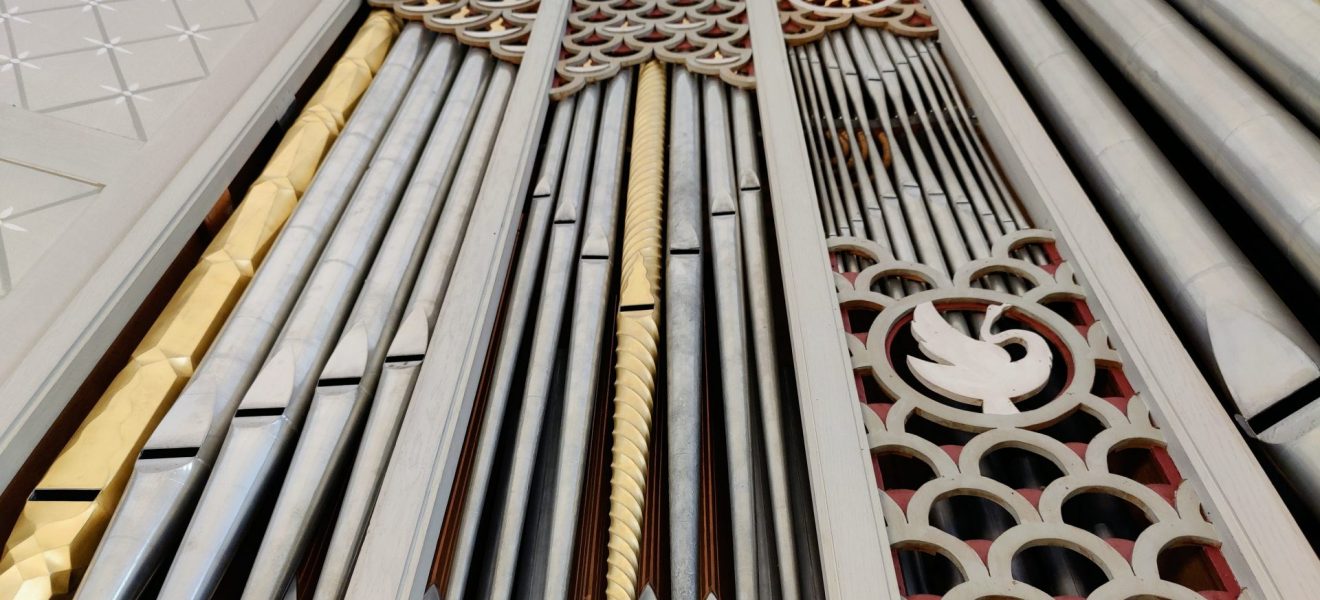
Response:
[1165,0,1320,128]
[74,26,432,600]
[157,34,464,599]
[1056,0,1320,292]
[974,0,1320,420]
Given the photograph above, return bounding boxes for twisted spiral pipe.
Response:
[606,60,667,600]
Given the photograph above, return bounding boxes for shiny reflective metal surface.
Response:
[482,90,599,600]
[1058,0,1320,291]
[665,68,703,600]
[14,1,1320,598]
[1166,0,1320,128]
[540,71,633,598]
[242,46,496,599]
[975,0,1320,421]
[342,0,570,592]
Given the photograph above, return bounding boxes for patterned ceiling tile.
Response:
[0,0,269,140]
[6,4,101,58]
[176,0,257,31]
[0,159,103,298]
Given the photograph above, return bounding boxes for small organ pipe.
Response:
[540,71,634,599]
[243,47,495,600]
[313,55,513,599]
[703,78,759,600]
[483,88,602,600]
[436,85,573,600]
[665,68,704,600]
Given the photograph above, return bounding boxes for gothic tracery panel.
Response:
[792,24,1245,598]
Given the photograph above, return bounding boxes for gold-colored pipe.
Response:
[606,60,666,600]
[0,12,399,599]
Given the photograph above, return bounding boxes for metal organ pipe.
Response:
[703,78,760,600]
[159,36,467,599]
[977,0,1320,518]
[665,68,704,600]
[482,89,601,600]
[74,26,434,599]
[314,53,513,599]
[974,0,1320,427]
[1165,0,1320,129]
[731,86,801,600]
[433,95,576,600]
[540,72,634,599]
[243,47,497,599]
[1056,0,1320,293]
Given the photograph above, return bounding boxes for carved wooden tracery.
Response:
[830,232,1241,598]
[368,0,937,97]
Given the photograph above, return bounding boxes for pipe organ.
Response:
[2,0,1319,598]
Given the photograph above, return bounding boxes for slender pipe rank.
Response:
[74,26,432,600]
[438,91,574,600]
[702,78,759,600]
[0,12,399,600]
[242,47,496,599]
[541,71,633,599]
[316,55,514,600]
[484,87,604,600]
[344,0,568,591]
[731,87,801,600]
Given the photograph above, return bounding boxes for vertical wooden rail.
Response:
[742,2,900,599]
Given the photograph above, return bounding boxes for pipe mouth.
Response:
[1248,378,1320,440]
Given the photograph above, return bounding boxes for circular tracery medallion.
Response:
[867,289,1096,431]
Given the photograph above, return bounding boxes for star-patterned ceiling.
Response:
[0,0,275,140]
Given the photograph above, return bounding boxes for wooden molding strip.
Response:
[743,3,900,599]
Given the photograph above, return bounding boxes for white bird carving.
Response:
[905,302,1052,415]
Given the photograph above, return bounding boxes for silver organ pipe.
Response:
[244,46,499,599]
[1056,0,1320,292]
[10,3,1320,599]
[974,0,1320,512]
[1165,0,1320,129]
[73,27,434,599]
[158,36,467,599]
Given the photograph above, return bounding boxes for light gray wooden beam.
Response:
[743,3,900,599]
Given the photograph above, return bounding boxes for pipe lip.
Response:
[1254,390,1320,444]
